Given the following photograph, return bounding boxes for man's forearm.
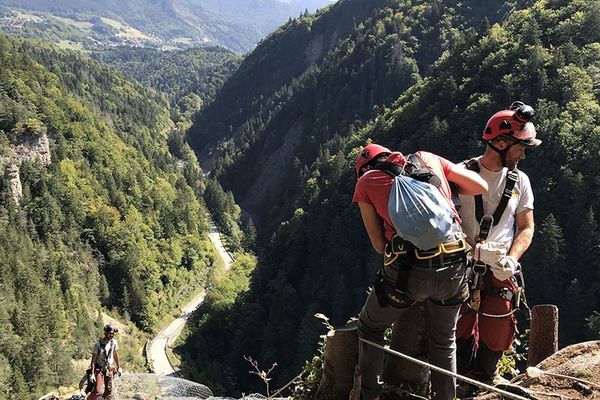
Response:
[508,226,534,260]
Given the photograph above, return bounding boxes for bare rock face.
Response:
[477,341,600,400]
[14,133,51,166]
[4,164,22,205]
[0,132,52,206]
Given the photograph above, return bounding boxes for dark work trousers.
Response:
[457,336,503,382]
[358,258,467,400]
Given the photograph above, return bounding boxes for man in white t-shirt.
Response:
[88,324,122,400]
[456,102,541,388]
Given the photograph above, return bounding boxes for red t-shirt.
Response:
[352,151,460,240]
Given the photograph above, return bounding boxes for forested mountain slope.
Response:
[0,0,335,52]
[0,33,216,397]
[188,0,509,233]
[182,0,600,395]
[91,47,241,108]
[182,0,511,393]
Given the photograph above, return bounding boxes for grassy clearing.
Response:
[50,15,93,29]
[57,39,86,51]
[100,16,155,41]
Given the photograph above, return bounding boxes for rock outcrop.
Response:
[4,164,22,205]
[14,132,51,166]
[0,133,51,205]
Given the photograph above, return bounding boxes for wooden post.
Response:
[528,304,559,366]
[384,303,429,396]
[314,323,359,400]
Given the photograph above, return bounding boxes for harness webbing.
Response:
[96,339,115,368]
[464,158,519,230]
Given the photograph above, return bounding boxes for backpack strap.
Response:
[464,158,519,240]
[372,161,404,176]
[373,154,440,187]
[407,153,441,187]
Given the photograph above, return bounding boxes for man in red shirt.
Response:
[353,143,487,400]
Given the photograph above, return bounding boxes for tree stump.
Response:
[383,303,429,397]
[528,304,559,366]
[314,323,359,400]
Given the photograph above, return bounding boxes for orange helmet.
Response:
[482,103,541,147]
[355,143,391,178]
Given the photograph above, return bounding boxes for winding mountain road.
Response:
[149,217,234,375]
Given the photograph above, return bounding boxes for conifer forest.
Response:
[0,0,600,398]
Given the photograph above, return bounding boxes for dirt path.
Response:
[149,216,233,375]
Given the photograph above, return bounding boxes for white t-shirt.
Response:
[458,157,534,251]
[92,338,119,368]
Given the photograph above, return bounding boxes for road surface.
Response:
[149,217,234,375]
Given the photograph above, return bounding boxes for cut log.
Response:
[314,323,359,400]
[528,304,559,367]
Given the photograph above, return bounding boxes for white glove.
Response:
[475,242,506,266]
[89,373,96,384]
[491,255,519,281]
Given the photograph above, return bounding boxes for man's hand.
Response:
[89,372,96,384]
[491,255,519,281]
[475,242,506,266]
[117,367,122,377]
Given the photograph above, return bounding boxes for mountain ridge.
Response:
[0,0,336,52]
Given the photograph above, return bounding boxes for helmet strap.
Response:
[486,140,515,168]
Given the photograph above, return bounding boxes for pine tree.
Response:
[9,367,28,400]
[523,213,566,305]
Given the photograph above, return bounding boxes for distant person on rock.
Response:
[87,324,122,400]
[353,143,487,400]
[456,102,540,393]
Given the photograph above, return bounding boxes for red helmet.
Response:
[355,143,391,178]
[482,104,541,147]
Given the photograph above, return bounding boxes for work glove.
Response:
[474,241,506,266]
[88,373,96,384]
[491,255,519,281]
[117,367,122,377]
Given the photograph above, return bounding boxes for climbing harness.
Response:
[463,159,531,318]
[463,158,519,232]
[384,234,466,265]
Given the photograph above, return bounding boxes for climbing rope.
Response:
[359,337,530,400]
